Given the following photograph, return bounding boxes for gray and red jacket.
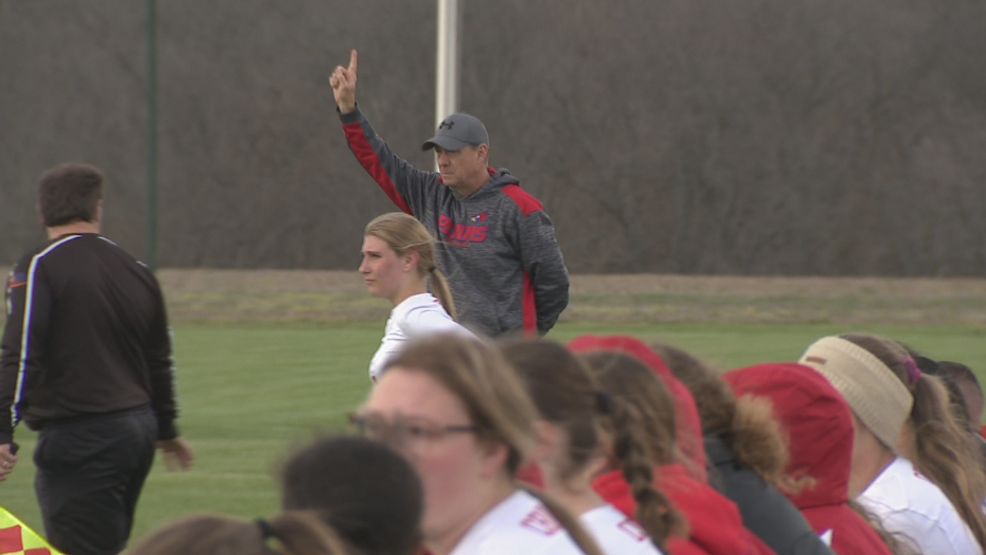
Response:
[341,107,569,337]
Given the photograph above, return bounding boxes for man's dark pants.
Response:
[33,406,157,555]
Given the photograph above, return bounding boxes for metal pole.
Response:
[145,0,158,270]
[435,0,460,125]
[435,0,461,169]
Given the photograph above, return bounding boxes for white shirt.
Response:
[860,456,982,555]
[449,490,586,555]
[581,504,665,555]
[368,293,474,382]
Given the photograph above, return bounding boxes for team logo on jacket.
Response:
[520,506,561,536]
[617,518,648,541]
[438,214,489,246]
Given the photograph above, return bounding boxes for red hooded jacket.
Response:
[567,335,707,481]
[593,463,776,555]
[724,363,894,555]
[568,335,774,555]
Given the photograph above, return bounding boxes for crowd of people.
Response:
[3,47,984,555]
[124,330,985,555]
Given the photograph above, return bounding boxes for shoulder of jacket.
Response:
[498,184,544,216]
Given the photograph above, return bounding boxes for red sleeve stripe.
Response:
[343,121,413,215]
[500,184,543,216]
[522,271,537,336]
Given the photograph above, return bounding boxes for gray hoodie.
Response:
[340,108,569,337]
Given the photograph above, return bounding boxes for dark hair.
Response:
[842,333,986,551]
[940,360,982,391]
[501,340,685,550]
[123,511,348,555]
[939,360,983,429]
[280,435,423,555]
[577,351,677,466]
[501,340,601,479]
[652,343,792,491]
[37,163,104,226]
[902,349,974,431]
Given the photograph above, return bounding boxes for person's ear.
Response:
[476,143,489,164]
[403,250,420,273]
[533,420,557,463]
[478,439,510,477]
[595,427,617,473]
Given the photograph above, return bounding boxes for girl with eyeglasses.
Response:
[352,332,603,555]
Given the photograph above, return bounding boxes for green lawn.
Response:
[1,321,983,544]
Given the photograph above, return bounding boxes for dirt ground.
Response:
[151,269,986,325]
[155,268,986,297]
[3,267,983,325]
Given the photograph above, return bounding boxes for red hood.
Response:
[515,460,544,488]
[593,464,760,555]
[723,363,852,510]
[568,335,707,481]
[724,364,894,555]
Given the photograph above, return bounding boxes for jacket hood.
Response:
[567,334,707,481]
[454,167,520,200]
[723,363,853,510]
[594,465,756,555]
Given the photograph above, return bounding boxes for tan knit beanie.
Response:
[799,336,913,450]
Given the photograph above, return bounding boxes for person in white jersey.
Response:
[351,333,604,555]
[800,334,985,555]
[501,339,680,555]
[360,212,476,383]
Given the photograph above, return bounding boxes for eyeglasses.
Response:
[349,412,478,449]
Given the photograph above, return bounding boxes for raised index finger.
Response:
[348,49,358,75]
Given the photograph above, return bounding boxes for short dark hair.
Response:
[37,163,103,227]
[940,361,981,390]
[280,435,423,555]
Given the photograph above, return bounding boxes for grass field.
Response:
[0,270,984,545]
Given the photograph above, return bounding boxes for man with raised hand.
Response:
[330,49,569,338]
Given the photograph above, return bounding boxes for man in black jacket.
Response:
[0,163,194,555]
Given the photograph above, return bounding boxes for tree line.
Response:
[1,0,984,275]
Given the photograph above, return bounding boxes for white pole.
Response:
[435,0,461,129]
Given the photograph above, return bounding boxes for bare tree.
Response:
[2,0,984,275]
